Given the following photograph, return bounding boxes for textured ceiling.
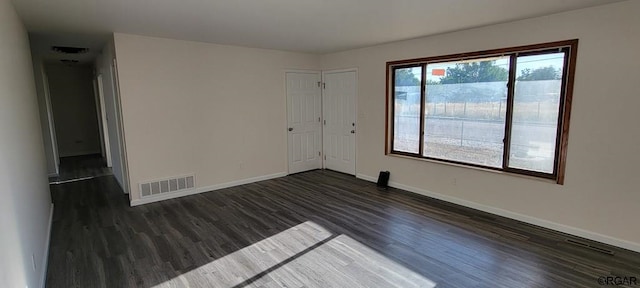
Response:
[15,0,625,54]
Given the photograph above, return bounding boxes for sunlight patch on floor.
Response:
[153,221,436,288]
[244,234,437,288]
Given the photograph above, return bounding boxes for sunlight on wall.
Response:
[152,221,436,287]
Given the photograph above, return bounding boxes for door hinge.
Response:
[317,81,321,88]
[318,151,321,156]
[318,117,321,122]
[322,82,326,89]
[323,120,326,125]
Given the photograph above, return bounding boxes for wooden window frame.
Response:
[385,39,578,184]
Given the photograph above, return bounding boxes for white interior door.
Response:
[323,70,356,175]
[287,72,322,174]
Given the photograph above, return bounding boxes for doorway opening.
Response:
[45,63,112,184]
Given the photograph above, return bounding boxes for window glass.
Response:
[509,53,565,173]
[393,66,422,154]
[423,57,509,167]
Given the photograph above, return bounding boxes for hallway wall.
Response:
[30,50,59,175]
[0,0,53,287]
[96,37,129,193]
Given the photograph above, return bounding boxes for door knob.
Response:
[288,128,293,131]
[350,130,355,134]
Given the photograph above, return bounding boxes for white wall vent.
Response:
[139,175,195,198]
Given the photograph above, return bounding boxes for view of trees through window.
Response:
[390,43,574,179]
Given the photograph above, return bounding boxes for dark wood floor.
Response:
[46,170,640,287]
[49,154,112,184]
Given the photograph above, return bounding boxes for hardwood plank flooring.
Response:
[49,153,112,184]
[46,170,640,287]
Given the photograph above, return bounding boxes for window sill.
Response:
[386,152,560,185]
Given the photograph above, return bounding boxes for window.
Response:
[386,40,577,184]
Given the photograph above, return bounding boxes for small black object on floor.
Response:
[377,171,390,189]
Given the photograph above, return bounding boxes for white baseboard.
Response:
[40,203,54,288]
[130,172,288,206]
[356,173,640,253]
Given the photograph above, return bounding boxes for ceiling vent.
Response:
[51,46,89,54]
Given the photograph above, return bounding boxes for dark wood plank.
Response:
[49,153,112,184]
[46,170,640,288]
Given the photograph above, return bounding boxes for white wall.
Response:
[0,0,53,287]
[46,64,101,157]
[321,0,640,251]
[30,49,59,176]
[113,33,320,202]
[96,37,128,192]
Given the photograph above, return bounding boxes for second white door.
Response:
[323,70,356,175]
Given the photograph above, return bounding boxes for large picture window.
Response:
[386,40,578,184]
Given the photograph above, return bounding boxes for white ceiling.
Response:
[29,32,109,65]
[14,0,624,54]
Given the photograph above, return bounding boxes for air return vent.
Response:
[139,175,195,198]
[565,239,615,255]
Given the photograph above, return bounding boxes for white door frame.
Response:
[322,68,358,174]
[96,74,113,167]
[285,69,323,174]
[111,58,131,195]
[93,78,106,160]
[41,66,60,174]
